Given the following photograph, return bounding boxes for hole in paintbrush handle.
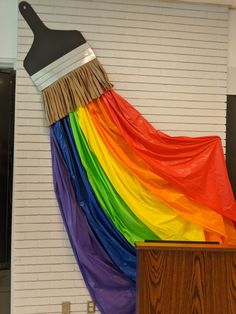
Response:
[19,1,47,35]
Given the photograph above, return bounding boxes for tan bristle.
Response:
[42,58,112,125]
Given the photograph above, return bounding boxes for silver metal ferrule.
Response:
[30,42,96,91]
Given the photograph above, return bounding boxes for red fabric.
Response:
[101,90,236,221]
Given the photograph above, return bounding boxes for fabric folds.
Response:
[100,90,236,222]
[69,112,159,244]
[43,56,236,314]
[76,106,205,241]
[84,96,233,241]
[51,120,137,283]
[49,87,236,312]
[50,130,136,314]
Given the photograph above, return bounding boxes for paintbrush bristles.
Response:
[42,58,112,125]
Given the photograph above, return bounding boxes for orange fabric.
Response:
[87,98,231,242]
[100,90,236,222]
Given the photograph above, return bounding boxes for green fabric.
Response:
[69,111,160,244]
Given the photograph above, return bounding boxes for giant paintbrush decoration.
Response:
[19,2,236,313]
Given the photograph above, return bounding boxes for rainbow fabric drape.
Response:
[50,88,236,313]
[19,4,235,310]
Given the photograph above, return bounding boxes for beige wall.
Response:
[228,9,236,94]
[13,1,229,313]
[173,0,236,8]
[0,0,17,67]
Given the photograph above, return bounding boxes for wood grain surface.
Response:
[137,248,236,314]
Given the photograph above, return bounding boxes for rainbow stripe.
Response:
[50,88,236,314]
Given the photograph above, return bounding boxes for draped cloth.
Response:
[39,54,235,313]
[50,133,135,313]
[51,120,137,283]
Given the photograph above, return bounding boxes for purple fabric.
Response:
[51,119,136,284]
[50,131,135,314]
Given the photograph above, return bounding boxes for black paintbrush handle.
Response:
[19,1,47,36]
[19,1,86,75]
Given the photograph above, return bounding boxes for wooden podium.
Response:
[136,242,236,314]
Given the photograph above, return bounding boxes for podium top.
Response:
[135,242,236,252]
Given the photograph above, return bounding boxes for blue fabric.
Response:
[50,131,135,314]
[51,118,136,284]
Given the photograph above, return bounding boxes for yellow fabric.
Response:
[87,98,227,240]
[77,106,205,241]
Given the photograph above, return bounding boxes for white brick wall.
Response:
[13,0,229,313]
